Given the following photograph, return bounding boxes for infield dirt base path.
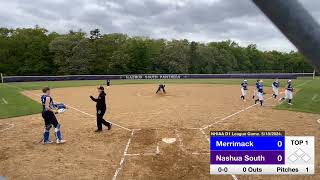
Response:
[0,84,319,180]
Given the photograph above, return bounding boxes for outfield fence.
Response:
[0,72,315,83]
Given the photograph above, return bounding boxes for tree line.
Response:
[0,27,314,76]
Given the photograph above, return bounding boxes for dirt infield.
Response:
[0,84,319,180]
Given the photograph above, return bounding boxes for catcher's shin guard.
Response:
[43,124,52,143]
[55,124,62,141]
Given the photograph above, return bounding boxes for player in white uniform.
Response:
[272,78,279,99]
[281,80,294,105]
[252,79,260,99]
[240,80,248,101]
[255,80,264,106]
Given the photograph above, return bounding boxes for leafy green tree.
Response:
[0,26,315,76]
[49,31,86,74]
[158,40,190,73]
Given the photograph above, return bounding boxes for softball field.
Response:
[0,84,319,180]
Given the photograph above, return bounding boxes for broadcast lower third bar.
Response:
[210,131,315,175]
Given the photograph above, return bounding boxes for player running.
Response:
[156,84,166,94]
[254,80,264,106]
[281,80,294,105]
[240,80,248,101]
[272,78,279,99]
[90,86,112,132]
[252,79,260,99]
[41,87,66,144]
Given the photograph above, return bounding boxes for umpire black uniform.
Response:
[90,86,112,132]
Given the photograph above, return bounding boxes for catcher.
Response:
[40,87,66,144]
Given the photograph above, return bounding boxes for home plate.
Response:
[162,138,176,144]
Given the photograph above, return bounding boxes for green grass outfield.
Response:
[0,78,319,119]
[276,78,320,114]
[0,84,41,119]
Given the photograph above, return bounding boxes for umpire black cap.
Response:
[97,86,104,90]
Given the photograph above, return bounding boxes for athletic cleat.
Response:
[43,140,53,145]
[95,129,102,133]
[56,139,66,144]
[288,103,293,105]
[108,123,112,130]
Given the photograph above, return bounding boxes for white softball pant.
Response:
[258,92,264,101]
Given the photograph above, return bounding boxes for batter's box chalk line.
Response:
[113,128,215,180]
[162,137,176,144]
[197,82,310,180]
[195,93,289,180]
[126,128,209,157]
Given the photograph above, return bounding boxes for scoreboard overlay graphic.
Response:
[210,131,315,175]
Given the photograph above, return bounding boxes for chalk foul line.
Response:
[199,81,310,180]
[66,104,131,131]
[0,123,15,132]
[2,83,132,132]
[112,130,136,180]
[202,96,273,130]
[202,79,311,131]
[2,98,8,104]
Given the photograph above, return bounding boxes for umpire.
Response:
[90,86,112,132]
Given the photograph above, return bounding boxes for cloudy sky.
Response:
[1,0,319,52]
